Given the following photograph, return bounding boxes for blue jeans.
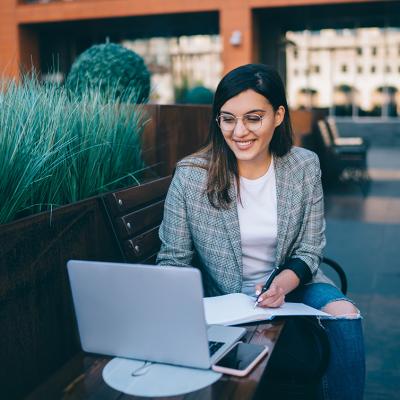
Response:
[286,283,366,400]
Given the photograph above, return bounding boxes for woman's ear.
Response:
[274,106,285,127]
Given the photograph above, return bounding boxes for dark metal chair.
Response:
[326,117,369,149]
[317,119,369,183]
[321,256,348,295]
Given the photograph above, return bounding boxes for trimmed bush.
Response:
[66,43,150,103]
[183,86,214,104]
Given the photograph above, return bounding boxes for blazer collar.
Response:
[221,180,243,277]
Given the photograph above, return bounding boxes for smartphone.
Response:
[212,342,269,377]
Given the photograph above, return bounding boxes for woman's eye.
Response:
[222,117,235,123]
[245,115,261,122]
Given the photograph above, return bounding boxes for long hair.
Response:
[194,64,293,209]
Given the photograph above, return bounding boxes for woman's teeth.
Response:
[235,140,255,149]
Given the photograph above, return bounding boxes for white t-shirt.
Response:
[237,158,278,297]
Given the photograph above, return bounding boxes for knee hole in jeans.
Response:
[322,300,360,319]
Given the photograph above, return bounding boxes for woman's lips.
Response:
[234,139,256,150]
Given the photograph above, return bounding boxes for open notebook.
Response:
[203,293,329,326]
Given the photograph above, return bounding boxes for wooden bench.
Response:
[102,175,348,295]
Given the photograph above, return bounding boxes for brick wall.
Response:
[0,0,388,80]
[0,0,20,79]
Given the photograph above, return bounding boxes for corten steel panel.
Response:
[0,198,122,400]
[0,104,210,399]
[142,104,212,177]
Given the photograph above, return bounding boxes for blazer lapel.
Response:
[221,183,243,276]
[274,156,292,267]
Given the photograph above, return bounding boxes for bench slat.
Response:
[123,226,161,262]
[104,176,172,217]
[114,200,164,239]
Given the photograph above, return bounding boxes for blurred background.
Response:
[1,1,399,399]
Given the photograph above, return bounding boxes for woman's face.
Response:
[219,89,284,174]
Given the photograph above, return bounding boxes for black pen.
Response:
[253,266,281,308]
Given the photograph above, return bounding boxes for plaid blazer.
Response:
[157,146,331,296]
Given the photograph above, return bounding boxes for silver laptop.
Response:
[67,260,245,369]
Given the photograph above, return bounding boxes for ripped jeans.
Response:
[286,283,365,400]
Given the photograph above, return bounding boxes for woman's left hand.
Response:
[254,269,301,308]
[255,283,285,308]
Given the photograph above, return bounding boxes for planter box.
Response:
[0,196,122,399]
[0,104,212,399]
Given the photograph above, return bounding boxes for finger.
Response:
[264,287,277,297]
[259,295,285,308]
[267,296,285,308]
[258,293,281,307]
[264,284,280,297]
[255,283,263,296]
[258,288,284,307]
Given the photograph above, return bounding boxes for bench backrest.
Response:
[102,176,172,264]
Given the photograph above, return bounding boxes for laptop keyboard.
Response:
[208,340,224,356]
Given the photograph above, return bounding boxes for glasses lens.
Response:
[243,114,262,131]
[217,114,262,132]
[218,115,236,131]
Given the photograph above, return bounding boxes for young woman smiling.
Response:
[157,64,365,399]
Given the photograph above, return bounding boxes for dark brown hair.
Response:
[193,64,293,209]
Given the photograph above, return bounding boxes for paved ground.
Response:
[324,147,400,400]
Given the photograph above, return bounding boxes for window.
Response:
[293,49,298,59]
[285,27,397,119]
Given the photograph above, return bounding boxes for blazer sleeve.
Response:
[284,155,326,284]
[156,166,194,268]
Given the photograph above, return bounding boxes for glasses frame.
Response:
[216,113,265,133]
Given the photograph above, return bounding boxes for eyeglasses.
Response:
[216,113,265,133]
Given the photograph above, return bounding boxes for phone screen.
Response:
[214,343,266,371]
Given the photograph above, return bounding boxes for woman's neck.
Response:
[238,154,272,180]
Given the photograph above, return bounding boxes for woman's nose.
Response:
[233,118,248,136]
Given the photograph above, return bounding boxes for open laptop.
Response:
[67,260,245,369]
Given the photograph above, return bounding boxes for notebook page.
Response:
[203,293,329,326]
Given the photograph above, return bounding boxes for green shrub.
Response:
[183,86,214,104]
[66,43,151,103]
[0,75,148,224]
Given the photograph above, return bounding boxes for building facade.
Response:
[286,27,400,115]
[1,0,399,110]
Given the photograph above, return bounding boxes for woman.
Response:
[157,64,365,399]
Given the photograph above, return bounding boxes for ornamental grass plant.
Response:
[0,75,148,224]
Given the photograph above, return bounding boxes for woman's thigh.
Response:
[285,282,356,311]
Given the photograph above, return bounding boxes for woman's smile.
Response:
[233,139,256,150]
